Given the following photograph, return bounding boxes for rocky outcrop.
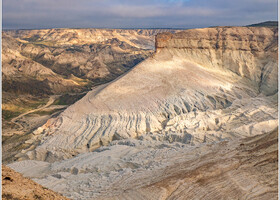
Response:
[18,26,278,161]
[156,27,278,95]
[2,165,68,200]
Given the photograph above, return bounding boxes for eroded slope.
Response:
[18,26,278,161]
[2,28,174,163]
[9,129,278,199]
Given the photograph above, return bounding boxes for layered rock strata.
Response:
[17,27,278,161]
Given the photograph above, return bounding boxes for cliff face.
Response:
[156,27,278,95]
[17,27,278,161]
[9,26,278,199]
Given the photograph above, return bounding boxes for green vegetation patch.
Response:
[2,110,22,121]
[31,108,65,116]
[2,96,49,121]
[53,93,87,105]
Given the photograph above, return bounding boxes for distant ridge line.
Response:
[246,21,278,27]
[3,21,277,31]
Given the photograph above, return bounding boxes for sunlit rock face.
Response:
[9,26,278,199]
[156,27,278,95]
[17,26,278,161]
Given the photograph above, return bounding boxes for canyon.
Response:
[4,24,278,200]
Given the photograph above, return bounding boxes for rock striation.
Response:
[2,28,176,164]
[9,128,278,199]
[2,28,174,138]
[18,26,278,161]
[156,27,278,95]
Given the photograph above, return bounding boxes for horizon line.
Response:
[3,20,278,31]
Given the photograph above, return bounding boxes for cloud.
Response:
[3,0,278,29]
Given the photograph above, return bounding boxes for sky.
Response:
[3,0,278,29]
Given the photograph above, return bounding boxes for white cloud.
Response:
[3,0,277,29]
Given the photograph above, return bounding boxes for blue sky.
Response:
[3,0,278,29]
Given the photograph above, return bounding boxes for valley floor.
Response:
[2,92,86,164]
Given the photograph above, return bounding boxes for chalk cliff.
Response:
[18,27,278,161]
[156,27,278,95]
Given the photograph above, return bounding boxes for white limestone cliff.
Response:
[18,27,278,161]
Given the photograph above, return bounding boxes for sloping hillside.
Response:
[2,28,176,163]
[2,165,68,200]
[18,26,278,161]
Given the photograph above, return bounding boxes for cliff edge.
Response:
[16,27,278,161]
